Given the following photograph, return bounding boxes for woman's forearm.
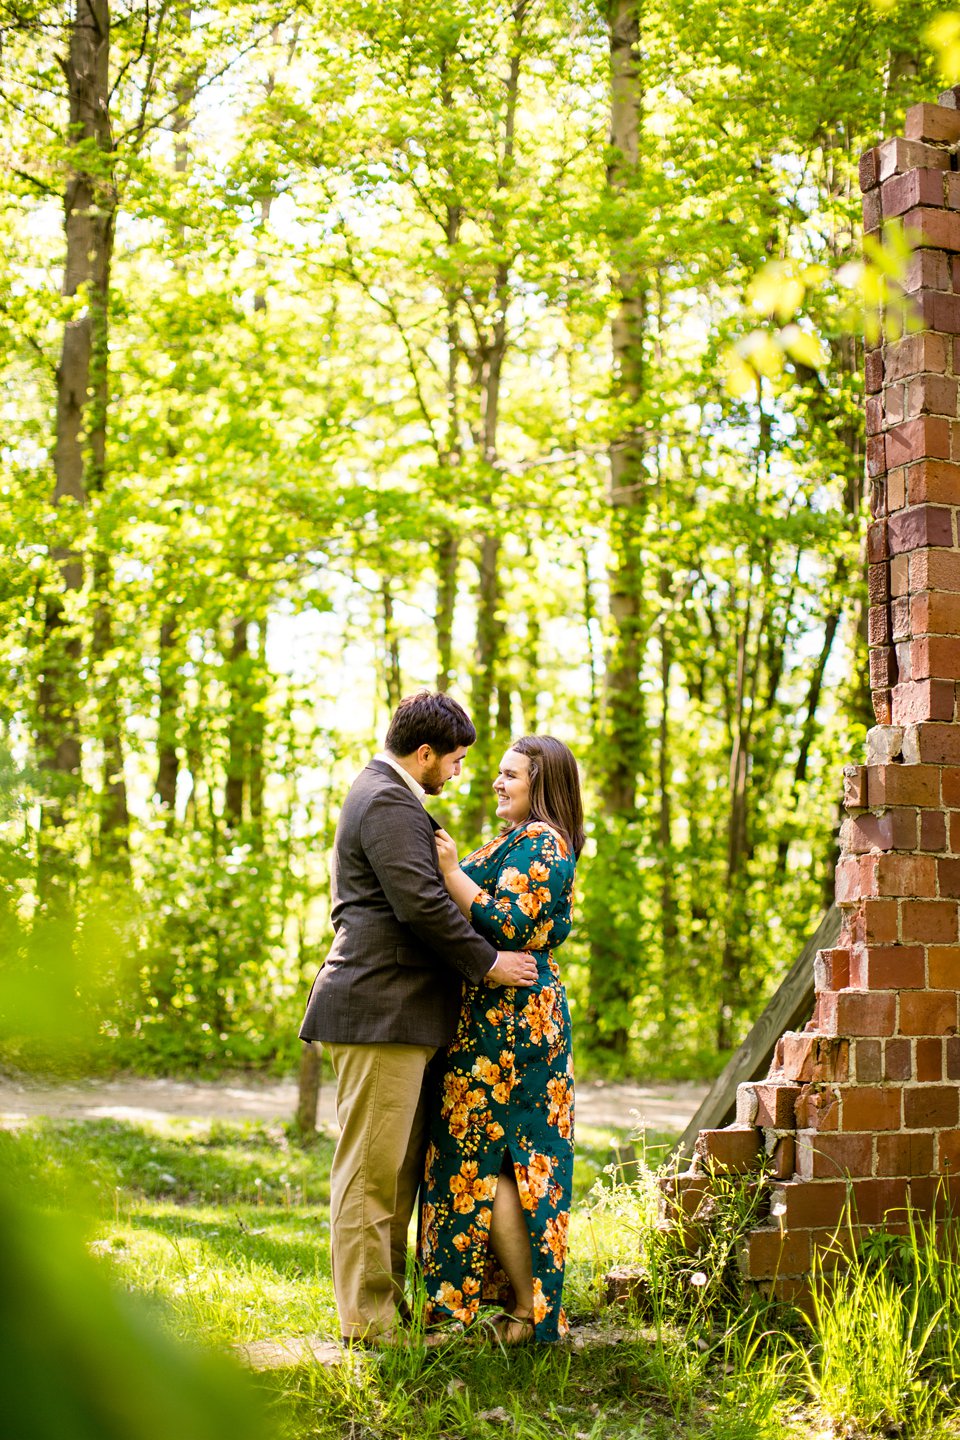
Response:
[444,867,482,918]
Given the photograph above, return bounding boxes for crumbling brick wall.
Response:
[669,92,960,1304]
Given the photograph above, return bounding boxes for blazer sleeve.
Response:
[360,790,497,985]
[469,829,573,949]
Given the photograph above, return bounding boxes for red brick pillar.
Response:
[666,93,960,1305]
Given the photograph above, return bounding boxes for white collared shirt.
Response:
[373,751,426,804]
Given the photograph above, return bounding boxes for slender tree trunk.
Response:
[154,22,195,823]
[464,4,527,836]
[37,0,114,905]
[224,616,248,829]
[585,0,647,1054]
[601,0,647,813]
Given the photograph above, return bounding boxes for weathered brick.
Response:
[851,1176,916,1225]
[859,146,879,192]
[814,947,850,992]
[906,460,960,506]
[870,648,897,688]
[887,468,907,512]
[888,503,954,553]
[768,1135,796,1180]
[950,811,960,848]
[903,205,960,251]
[658,1172,710,1221]
[937,1130,960,1171]
[917,1036,944,1081]
[841,811,917,854]
[873,690,894,724]
[891,596,911,642]
[849,943,925,989]
[912,549,960,591]
[868,517,889,562]
[928,945,960,987]
[867,434,887,478]
[868,563,890,605]
[921,811,948,849]
[819,989,897,1037]
[938,858,960,895]
[874,854,937,896]
[906,377,960,419]
[942,767,960,805]
[919,290,960,334]
[864,764,940,807]
[797,1130,874,1179]
[868,604,891,646]
[742,1226,811,1280]
[904,1085,959,1128]
[753,1082,800,1129]
[695,1127,761,1174]
[900,899,959,943]
[855,1038,883,1082]
[772,1180,849,1228]
[884,332,950,382]
[911,594,960,635]
[899,989,960,1034]
[947,1036,960,1080]
[876,1131,935,1175]
[885,1037,913,1081]
[912,637,960,681]
[863,187,882,234]
[905,103,960,144]
[883,167,946,217]
[913,722,960,763]
[903,248,952,293]
[842,1086,902,1131]
[843,764,869,808]
[794,1084,840,1132]
[881,137,953,182]
[866,350,884,393]
[892,679,957,723]
[864,900,900,942]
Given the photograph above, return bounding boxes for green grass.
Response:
[9,1114,960,1438]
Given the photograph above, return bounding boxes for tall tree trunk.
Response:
[154,20,195,822]
[585,0,648,1054]
[37,0,114,905]
[464,3,527,836]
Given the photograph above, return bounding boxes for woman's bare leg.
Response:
[489,1163,535,1337]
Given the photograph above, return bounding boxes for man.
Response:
[299,691,536,1344]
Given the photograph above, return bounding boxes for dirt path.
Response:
[0,1072,707,1136]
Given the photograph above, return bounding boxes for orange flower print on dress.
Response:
[523,988,559,1046]
[450,1160,497,1214]
[516,891,543,919]
[436,1280,480,1324]
[531,1277,549,1326]
[499,868,530,894]
[546,1074,573,1138]
[541,1211,569,1269]
[515,1152,553,1211]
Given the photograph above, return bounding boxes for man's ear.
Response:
[417,743,434,766]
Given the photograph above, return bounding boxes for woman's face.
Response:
[493,748,531,826]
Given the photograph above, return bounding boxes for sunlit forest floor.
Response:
[8,1114,960,1438]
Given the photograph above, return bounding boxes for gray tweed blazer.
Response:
[298,760,498,1046]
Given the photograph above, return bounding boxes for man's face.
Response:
[420,745,468,796]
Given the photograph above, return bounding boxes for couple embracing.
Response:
[299,691,584,1346]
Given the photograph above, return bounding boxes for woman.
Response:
[418,735,584,1344]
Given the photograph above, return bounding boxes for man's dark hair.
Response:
[385,691,476,756]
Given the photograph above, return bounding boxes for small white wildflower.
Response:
[690,1271,708,1287]
[771,1201,787,1217]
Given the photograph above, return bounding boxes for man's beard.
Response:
[420,759,445,795]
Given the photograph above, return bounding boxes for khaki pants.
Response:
[325,1041,437,1340]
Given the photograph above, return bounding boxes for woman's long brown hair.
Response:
[506,735,585,859]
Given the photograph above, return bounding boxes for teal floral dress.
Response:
[418,821,576,1342]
